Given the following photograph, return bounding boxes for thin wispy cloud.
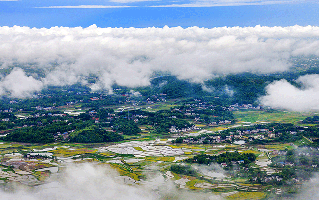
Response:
[36,5,134,8]
[151,0,305,7]
[32,0,315,9]
[110,0,158,3]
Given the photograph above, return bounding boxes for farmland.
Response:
[1,97,319,199]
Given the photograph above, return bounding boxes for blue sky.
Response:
[0,0,318,28]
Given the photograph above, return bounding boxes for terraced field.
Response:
[0,138,293,200]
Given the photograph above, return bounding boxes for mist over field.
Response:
[2,162,319,200]
[0,163,222,200]
[294,173,319,200]
[0,25,319,110]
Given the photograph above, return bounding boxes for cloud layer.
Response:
[149,0,319,7]
[1,25,319,97]
[260,74,319,111]
[152,0,292,7]
[36,5,134,8]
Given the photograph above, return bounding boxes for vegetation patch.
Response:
[186,179,206,190]
[240,150,260,155]
[170,164,197,176]
[186,152,256,165]
[49,148,97,157]
[33,163,53,169]
[144,156,175,162]
[226,191,266,200]
[99,152,116,157]
[133,147,144,151]
[294,137,313,146]
[2,166,15,172]
[263,144,294,150]
[109,163,140,181]
[33,170,51,181]
[234,110,310,124]
[0,144,12,149]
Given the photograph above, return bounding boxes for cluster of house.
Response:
[179,101,263,113]
[54,131,71,140]
[1,108,14,113]
[35,106,54,111]
[220,160,245,168]
[229,128,282,142]
[145,95,166,104]
[228,103,262,111]
[208,120,232,126]
[169,125,201,133]
[1,118,10,122]
[252,175,283,183]
[172,101,235,125]
[181,135,221,144]
[179,128,287,144]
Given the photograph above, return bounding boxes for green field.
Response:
[234,110,314,124]
[294,136,313,146]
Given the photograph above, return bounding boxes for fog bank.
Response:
[0,163,222,200]
[1,25,319,97]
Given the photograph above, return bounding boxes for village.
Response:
[0,89,319,200]
[1,106,318,200]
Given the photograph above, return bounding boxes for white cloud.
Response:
[110,0,157,3]
[1,25,319,97]
[260,74,319,112]
[36,5,134,8]
[0,68,43,98]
